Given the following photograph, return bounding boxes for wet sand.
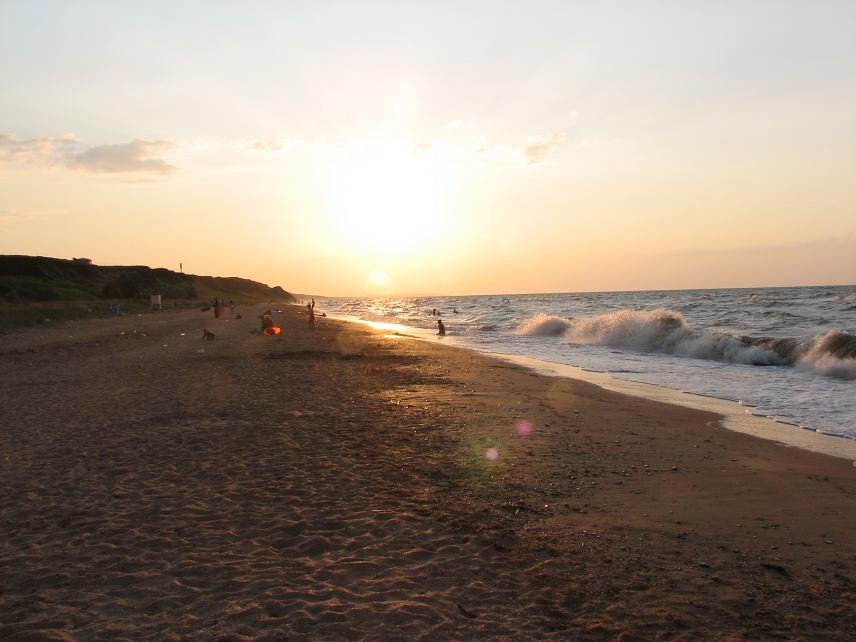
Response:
[1,304,855,640]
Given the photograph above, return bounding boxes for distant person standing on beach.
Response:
[213,297,220,319]
[260,310,274,334]
[307,301,315,329]
[437,319,445,336]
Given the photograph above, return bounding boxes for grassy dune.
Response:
[0,255,295,333]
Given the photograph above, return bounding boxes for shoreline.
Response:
[495,354,856,461]
[2,305,855,639]
[328,312,856,461]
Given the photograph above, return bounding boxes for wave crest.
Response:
[799,331,856,380]
[466,323,497,332]
[561,308,856,377]
[515,314,573,337]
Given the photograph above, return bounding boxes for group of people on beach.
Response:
[204,295,324,340]
[211,298,237,319]
[257,299,318,337]
[212,296,447,338]
[428,308,448,335]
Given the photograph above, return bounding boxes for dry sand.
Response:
[1,304,854,640]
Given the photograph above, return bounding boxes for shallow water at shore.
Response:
[319,285,856,439]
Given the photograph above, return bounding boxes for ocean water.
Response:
[318,286,856,440]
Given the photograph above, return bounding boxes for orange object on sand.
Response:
[263,326,281,336]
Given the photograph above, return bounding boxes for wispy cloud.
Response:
[250,138,285,152]
[523,131,567,164]
[468,130,569,165]
[1,128,571,178]
[1,132,177,176]
[0,133,79,167]
[69,139,177,175]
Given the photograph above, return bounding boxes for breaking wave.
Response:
[466,323,497,332]
[564,308,780,365]
[796,331,856,379]
[559,308,856,379]
[515,314,573,337]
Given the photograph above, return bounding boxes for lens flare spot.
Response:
[485,448,499,461]
[516,419,533,437]
[336,330,367,355]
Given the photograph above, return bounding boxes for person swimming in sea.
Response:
[437,319,446,336]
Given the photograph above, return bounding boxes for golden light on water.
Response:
[362,320,408,333]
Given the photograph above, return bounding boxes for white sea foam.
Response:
[801,353,856,380]
[562,308,856,373]
[798,331,856,380]
[563,308,781,364]
[515,314,573,337]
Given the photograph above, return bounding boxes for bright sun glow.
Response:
[323,140,454,255]
[367,270,390,286]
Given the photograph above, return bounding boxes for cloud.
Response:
[468,131,569,165]
[250,138,284,152]
[69,139,177,175]
[0,132,79,166]
[1,133,178,176]
[523,131,567,164]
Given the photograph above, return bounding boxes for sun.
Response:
[324,140,453,255]
[367,270,391,286]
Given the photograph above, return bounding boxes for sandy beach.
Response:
[1,304,854,640]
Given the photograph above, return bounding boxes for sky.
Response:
[1,1,855,296]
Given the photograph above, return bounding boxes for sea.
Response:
[318,285,856,440]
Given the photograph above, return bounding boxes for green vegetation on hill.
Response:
[0,255,295,332]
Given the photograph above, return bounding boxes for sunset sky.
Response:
[1,1,854,296]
